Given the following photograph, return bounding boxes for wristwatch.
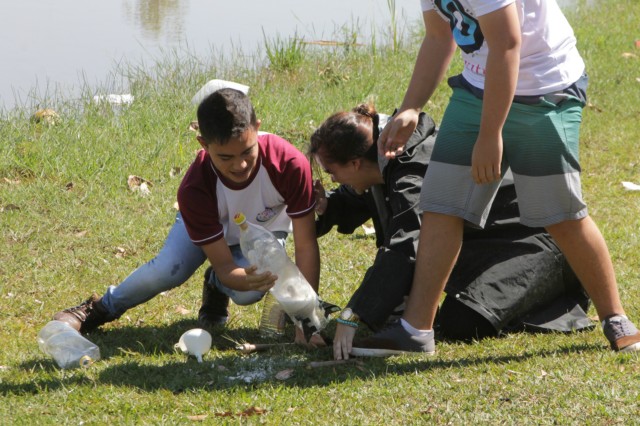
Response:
[337,308,360,328]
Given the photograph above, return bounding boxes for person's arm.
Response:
[291,212,320,292]
[334,182,422,359]
[471,3,521,184]
[347,177,423,329]
[379,10,456,158]
[315,182,373,238]
[200,238,276,292]
[334,126,433,360]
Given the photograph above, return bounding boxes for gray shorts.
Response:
[420,87,588,228]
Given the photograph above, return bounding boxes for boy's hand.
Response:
[313,179,328,215]
[378,109,420,159]
[471,134,503,184]
[294,327,328,347]
[243,265,277,292]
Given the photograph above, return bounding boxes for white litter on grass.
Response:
[226,355,299,384]
[130,182,151,197]
[93,94,135,106]
[226,354,273,383]
[228,369,270,384]
[362,223,376,235]
[622,181,640,191]
[127,175,152,197]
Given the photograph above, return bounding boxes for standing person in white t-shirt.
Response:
[352,0,640,356]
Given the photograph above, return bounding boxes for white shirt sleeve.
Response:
[420,0,433,12]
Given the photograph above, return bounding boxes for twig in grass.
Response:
[235,342,295,354]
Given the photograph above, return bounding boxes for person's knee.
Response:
[208,271,264,306]
[228,291,264,306]
[545,216,591,239]
[150,239,205,286]
[141,258,194,290]
[437,297,497,341]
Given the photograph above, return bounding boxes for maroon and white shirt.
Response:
[177,133,315,246]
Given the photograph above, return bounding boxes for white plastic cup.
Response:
[175,328,212,363]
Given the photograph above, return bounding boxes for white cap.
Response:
[191,79,250,106]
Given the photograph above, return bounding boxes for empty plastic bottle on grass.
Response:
[37,320,101,369]
[234,212,328,340]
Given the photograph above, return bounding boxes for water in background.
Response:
[0,0,595,113]
[0,0,419,113]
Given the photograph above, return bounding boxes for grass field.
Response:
[1,1,639,424]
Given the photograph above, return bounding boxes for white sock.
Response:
[400,318,433,337]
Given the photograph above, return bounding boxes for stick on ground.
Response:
[235,342,294,354]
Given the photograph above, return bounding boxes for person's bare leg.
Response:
[403,212,464,330]
[545,216,624,320]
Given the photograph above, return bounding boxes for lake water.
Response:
[1,0,593,113]
[1,0,421,113]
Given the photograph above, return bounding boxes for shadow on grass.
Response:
[2,331,604,396]
[89,318,269,356]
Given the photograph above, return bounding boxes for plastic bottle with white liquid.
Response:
[233,212,327,339]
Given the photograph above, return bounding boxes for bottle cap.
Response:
[79,355,94,368]
[233,212,246,226]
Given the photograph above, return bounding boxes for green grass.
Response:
[2,1,640,424]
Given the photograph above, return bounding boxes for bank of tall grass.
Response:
[1,1,639,424]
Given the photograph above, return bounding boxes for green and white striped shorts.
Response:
[420,87,587,228]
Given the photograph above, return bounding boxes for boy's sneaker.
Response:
[53,294,114,334]
[351,321,435,357]
[602,315,640,352]
[198,267,229,328]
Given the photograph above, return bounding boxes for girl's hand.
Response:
[333,323,357,360]
[313,179,328,215]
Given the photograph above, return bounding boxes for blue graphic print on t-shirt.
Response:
[434,0,483,53]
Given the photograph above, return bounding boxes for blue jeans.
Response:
[100,213,285,316]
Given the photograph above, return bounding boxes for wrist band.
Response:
[336,318,359,328]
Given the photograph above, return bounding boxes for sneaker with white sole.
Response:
[602,315,640,352]
[351,321,435,357]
